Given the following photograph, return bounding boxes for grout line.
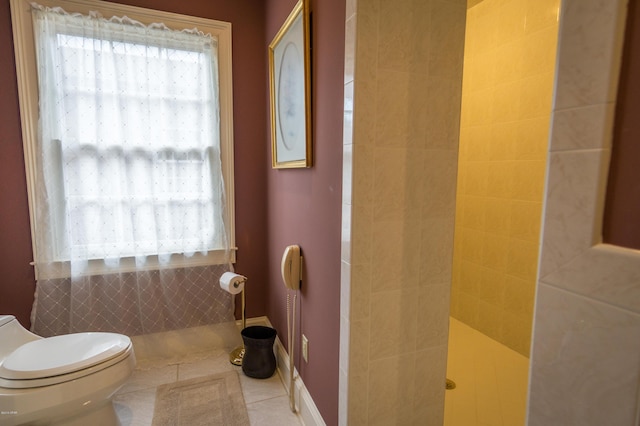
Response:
[245,394,291,406]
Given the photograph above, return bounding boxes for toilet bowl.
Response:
[0,315,136,426]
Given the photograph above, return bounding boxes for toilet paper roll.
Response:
[219,272,247,295]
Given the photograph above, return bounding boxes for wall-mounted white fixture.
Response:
[282,245,303,413]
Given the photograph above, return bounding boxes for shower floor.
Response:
[444,317,529,426]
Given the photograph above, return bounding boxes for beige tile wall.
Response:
[339,0,640,424]
[529,0,640,424]
[450,0,559,356]
[339,0,466,424]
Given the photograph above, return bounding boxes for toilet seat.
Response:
[0,332,131,389]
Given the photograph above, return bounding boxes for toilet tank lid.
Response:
[0,332,131,380]
[0,315,16,327]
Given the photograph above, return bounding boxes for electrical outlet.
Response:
[302,334,309,363]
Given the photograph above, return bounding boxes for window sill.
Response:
[34,249,236,280]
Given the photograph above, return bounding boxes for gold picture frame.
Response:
[269,0,312,169]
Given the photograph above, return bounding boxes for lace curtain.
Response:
[29,5,234,336]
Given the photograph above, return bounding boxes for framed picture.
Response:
[269,0,312,169]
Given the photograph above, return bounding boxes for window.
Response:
[10,0,235,278]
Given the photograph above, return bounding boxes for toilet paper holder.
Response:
[221,274,248,366]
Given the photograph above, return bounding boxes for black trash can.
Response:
[241,326,277,379]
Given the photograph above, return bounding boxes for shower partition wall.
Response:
[339,0,466,424]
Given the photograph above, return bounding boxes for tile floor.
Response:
[113,321,302,426]
[444,318,530,426]
[113,317,529,425]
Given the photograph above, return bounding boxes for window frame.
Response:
[10,0,236,279]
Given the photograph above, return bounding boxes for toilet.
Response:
[0,315,136,426]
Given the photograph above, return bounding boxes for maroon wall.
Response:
[265,0,345,424]
[2,0,345,421]
[0,0,35,328]
[0,0,269,325]
[604,0,640,250]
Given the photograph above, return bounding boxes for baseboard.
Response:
[241,316,326,426]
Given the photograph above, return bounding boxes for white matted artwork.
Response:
[269,0,312,169]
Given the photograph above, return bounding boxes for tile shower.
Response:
[340,0,558,423]
[340,0,640,424]
[451,0,559,357]
[447,0,559,424]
